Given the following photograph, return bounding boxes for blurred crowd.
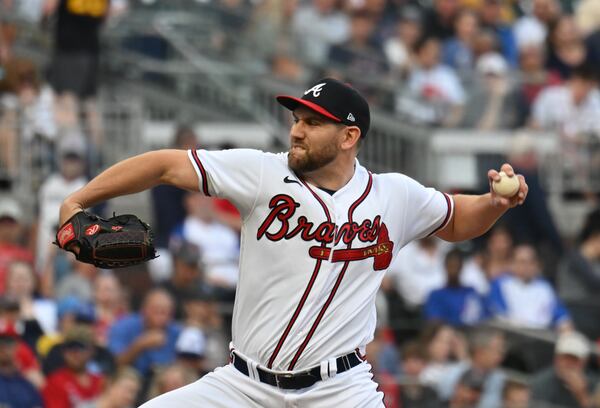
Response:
[0,0,600,407]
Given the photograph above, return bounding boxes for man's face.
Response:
[63,345,93,372]
[0,339,17,367]
[475,334,505,370]
[511,245,539,282]
[288,107,345,173]
[143,292,174,329]
[0,217,20,244]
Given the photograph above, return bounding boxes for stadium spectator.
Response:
[424,249,487,327]
[447,369,485,408]
[515,42,562,119]
[0,321,44,408]
[173,192,239,297]
[37,295,95,358]
[486,243,572,331]
[530,63,600,135]
[424,0,460,40]
[174,326,207,377]
[419,322,468,393]
[384,237,447,311]
[148,126,198,282]
[442,8,480,73]
[399,341,443,408]
[0,306,44,389]
[383,6,423,77]
[514,0,561,49]
[249,0,300,59]
[438,329,507,407]
[531,331,595,407]
[43,323,116,379]
[45,0,110,115]
[5,261,55,344]
[108,288,180,377]
[558,208,600,338]
[546,15,588,80]
[501,133,564,254]
[36,133,87,272]
[479,224,515,282]
[161,241,202,320]
[55,261,98,303]
[180,287,228,372]
[461,52,521,130]
[502,379,531,408]
[150,126,197,249]
[366,327,400,377]
[145,363,196,401]
[0,197,33,294]
[95,367,141,408]
[42,326,105,408]
[93,272,127,347]
[398,36,465,126]
[0,57,57,179]
[291,0,350,65]
[328,10,388,98]
[478,0,518,66]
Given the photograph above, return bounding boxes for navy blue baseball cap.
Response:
[276,78,371,138]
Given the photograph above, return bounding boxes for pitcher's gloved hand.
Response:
[55,211,157,268]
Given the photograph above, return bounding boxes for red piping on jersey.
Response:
[266,259,323,369]
[287,172,373,370]
[190,149,211,197]
[427,192,452,237]
[266,179,332,369]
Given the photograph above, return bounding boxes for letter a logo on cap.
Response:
[347,113,356,122]
[304,83,326,98]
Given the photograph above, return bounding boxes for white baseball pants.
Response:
[139,361,384,407]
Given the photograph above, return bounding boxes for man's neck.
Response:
[299,156,356,192]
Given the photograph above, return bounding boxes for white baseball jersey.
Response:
[188,149,453,372]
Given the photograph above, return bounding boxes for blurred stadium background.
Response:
[1,0,600,407]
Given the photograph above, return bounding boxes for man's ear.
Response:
[340,126,361,151]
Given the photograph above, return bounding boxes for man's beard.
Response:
[288,142,338,173]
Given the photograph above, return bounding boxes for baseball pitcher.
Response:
[56,78,528,407]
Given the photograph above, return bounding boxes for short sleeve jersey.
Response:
[188,149,453,371]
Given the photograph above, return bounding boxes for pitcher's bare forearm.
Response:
[436,193,507,242]
[60,149,197,224]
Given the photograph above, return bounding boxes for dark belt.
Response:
[232,351,362,390]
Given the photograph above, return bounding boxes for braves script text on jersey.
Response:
[188,148,453,371]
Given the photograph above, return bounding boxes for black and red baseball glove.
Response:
[55,211,157,269]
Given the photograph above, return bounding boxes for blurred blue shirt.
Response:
[0,371,44,408]
[108,314,181,375]
[425,285,487,326]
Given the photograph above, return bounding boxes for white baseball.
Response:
[492,171,520,198]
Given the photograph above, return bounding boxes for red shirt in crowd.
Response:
[42,368,104,408]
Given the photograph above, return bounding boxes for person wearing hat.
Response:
[36,132,87,272]
[42,323,105,408]
[531,331,595,407]
[175,326,208,377]
[0,196,33,294]
[0,321,44,408]
[161,240,203,320]
[59,77,528,407]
